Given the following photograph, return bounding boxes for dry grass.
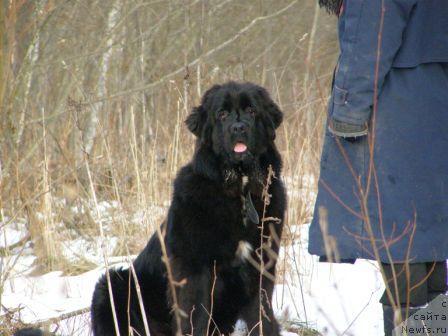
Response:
[0,1,433,335]
[0,0,338,334]
[0,0,337,274]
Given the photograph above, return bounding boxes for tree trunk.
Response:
[82,0,121,156]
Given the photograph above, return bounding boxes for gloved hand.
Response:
[328,117,368,139]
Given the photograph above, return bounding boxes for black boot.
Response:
[382,305,421,336]
[428,291,447,302]
[383,305,394,336]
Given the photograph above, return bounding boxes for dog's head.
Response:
[186,82,283,171]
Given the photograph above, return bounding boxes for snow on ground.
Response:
[1,219,386,335]
[272,224,385,336]
[0,217,28,248]
[3,270,97,323]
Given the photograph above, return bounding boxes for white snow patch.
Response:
[0,217,28,248]
[61,236,119,264]
[2,220,387,335]
[272,223,385,336]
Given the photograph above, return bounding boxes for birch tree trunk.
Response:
[82,0,121,157]
[15,0,46,147]
[0,5,5,118]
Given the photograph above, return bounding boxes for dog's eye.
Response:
[218,110,229,121]
[246,107,256,117]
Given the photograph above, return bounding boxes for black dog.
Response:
[91,82,286,336]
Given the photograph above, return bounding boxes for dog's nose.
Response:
[231,122,247,135]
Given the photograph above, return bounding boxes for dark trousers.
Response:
[380,261,448,307]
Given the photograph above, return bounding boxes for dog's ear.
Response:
[185,106,205,137]
[256,87,283,140]
[186,84,222,138]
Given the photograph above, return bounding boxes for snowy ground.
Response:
[1,219,386,335]
[272,224,385,335]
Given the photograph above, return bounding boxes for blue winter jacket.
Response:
[309,0,448,262]
[331,0,448,126]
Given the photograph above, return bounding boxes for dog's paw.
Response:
[231,319,248,336]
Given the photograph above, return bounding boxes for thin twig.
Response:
[129,259,151,336]
[87,0,299,105]
[84,157,121,336]
[206,261,217,335]
[21,307,90,328]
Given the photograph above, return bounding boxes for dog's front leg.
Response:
[171,269,213,336]
[239,285,280,336]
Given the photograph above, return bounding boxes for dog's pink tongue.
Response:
[234,143,247,153]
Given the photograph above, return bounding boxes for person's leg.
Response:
[380,262,428,306]
[380,263,428,336]
[426,261,448,301]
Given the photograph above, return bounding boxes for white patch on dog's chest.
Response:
[241,175,248,188]
[235,240,253,262]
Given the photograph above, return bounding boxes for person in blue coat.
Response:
[310,0,448,334]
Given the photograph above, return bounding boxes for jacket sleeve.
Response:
[330,0,417,126]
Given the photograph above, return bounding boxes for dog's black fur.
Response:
[319,0,343,14]
[91,82,286,336]
[13,329,45,336]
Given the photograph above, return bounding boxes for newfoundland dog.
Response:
[91,81,286,336]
